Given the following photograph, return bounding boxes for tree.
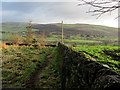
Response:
[23,21,46,48]
[79,0,120,18]
[25,20,33,44]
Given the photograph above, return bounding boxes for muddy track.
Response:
[25,55,50,88]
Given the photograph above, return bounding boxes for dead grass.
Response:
[0,42,8,49]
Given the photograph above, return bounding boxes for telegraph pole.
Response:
[61,21,64,43]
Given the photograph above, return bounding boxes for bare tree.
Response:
[78,0,120,18]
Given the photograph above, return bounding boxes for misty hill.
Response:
[2,22,118,39]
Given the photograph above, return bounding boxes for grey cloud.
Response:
[2,2,118,27]
[2,2,46,13]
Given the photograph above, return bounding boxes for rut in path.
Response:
[25,53,50,88]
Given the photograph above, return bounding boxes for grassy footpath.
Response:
[2,46,61,88]
[31,47,61,88]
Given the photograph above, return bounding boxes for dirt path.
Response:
[26,55,50,88]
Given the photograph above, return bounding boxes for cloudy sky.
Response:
[1,0,118,28]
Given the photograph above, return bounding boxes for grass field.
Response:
[72,46,120,73]
[47,37,102,43]
[2,46,61,88]
[1,22,120,89]
[1,22,118,44]
[1,43,120,88]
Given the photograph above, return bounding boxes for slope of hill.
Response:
[1,22,118,41]
[2,22,27,33]
[33,23,118,39]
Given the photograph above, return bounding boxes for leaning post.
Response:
[61,21,64,43]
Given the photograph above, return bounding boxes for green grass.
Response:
[35,47,61,88]
[2,33,13,40]
[46,37,60,42]
[2,46,61,88]
[2,47,48,87]
[72,46,120,73]
[47,37,102,43]
[65,39,101,43]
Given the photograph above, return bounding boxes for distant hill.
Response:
[1,22,118,39]
[1,22,27,33]
[32,23,118,39]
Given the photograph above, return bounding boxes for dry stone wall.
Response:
[58,42,120,89]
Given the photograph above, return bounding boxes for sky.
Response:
[1,0,119,28]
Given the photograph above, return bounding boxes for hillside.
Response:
[1,22,118,43]
[33,23,118,39]
[2,22,118,37]
[1,22,27,33]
